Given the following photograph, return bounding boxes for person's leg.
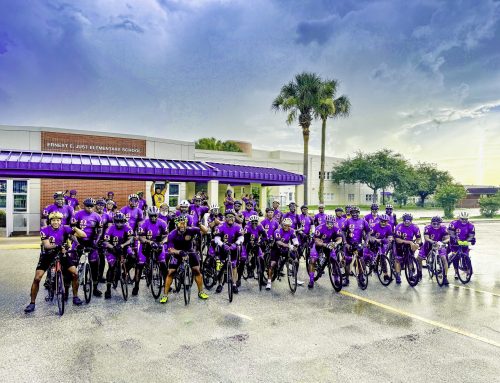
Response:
[105,252,116,299]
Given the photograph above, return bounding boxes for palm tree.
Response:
[272,72,322,204]
[314,80,351,204]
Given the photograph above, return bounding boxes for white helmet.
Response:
[282,218,293,226]
[179,200,190,207]
[210,203,219,210]
[249,215,259,222]
[459,211,469,219]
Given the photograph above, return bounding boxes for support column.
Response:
[207,180,219,206]
[185,182,196,200]
[259,185,268,211]
[6,179,13,237]
[295,184,304,207]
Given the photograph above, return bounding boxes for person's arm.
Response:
[72,226,86,239]
[161,181,168,196]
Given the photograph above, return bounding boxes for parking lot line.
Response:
[449,283,500,298]
[0,244,39,250]
[340,290,500,349]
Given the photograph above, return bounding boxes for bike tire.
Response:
[183,264,192,305]
[427,251,435,280]
[457,254,472,284]
[405,256,419,287]
[120,262,128,301]
[202,257,216,290]
[286,259,297,294]
[376,254,393,286]
[328,258,342,292]
[257,257,264,291]
[83,262,92,303]
[150,262,163,299]
[436,255,445,287]
[356,258,368,290]
[55,269,65,316]
[227,260,233,303]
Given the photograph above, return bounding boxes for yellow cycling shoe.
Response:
[159,294,169,304]
[198,291,209,300]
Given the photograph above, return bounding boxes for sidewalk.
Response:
[0,236,39,250]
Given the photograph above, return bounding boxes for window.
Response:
[0,180,6,209]
[318,171,322,179]
[365,194,372,202]
[169,183,179,206]
[326,172,330,180]
[348,194,355,202]
[13,180,28,212]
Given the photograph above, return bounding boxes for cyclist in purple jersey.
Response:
[282,201,301,229]
[158,203,170,223]
[394,213,422,284]
[95,199,112,283]
[342,206,371,286]
[207,204,224,233]
[385,204,397,229]
[314,204,327,227]
[342,205,352,219]
[364,203,380,228]
[241,215,268,280]
[297,205,314,254]
[175,200,194,227]
[272,199,283,223]
[105,199,117,216]
[72,198,104,296]
[448,211,476,279]
[233,200,244,225]
[224,190,235,212]
[189,196,209,226]
[159,216,209,303]
[242,195,249,205]
[266,218,299,290]
[261,208,280,239]
[241,201,258,228]
[103,213,135,299]
[365,214,394,281]
[419,216,450,284]
[64,189,80,211]
[120,194,144,233]
[41,192,75,227]
[24,212,87,313]
[213,210,244,294]
[134,206,169,295]
[107,191,115,201]
[309,215,343,288]
[137,191,148,213]
[335,208,346,228]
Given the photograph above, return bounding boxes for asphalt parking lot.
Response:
[0,221,499,383]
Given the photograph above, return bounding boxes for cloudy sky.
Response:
[1,0,499,184]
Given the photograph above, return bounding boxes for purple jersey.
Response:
[242,209,258,226]
[42,204,75,225]
[314,213,327,227]
[166,227,200,252]
[207,213,224,233]
[244,223,268,242]
[448,220,475,241]
[224,196,235,211]
[274,227,297,244]
[299,214,313,235]
[175,211,194,227]
[214,222,244,245]
[395,223,421,241]
[364,213,379,228]
[138,199,147,211]
[97,212,112,229]
[104,224,134,246]
[65,196,79,209]
[314,224,341,244]
[138,218,168,242]
[423,225,448,241]
[282,212,301,229]
[335,216,346,229]
[387,213,397,229]
[370,223,393,239]
[72,210,102,241]
[261,218,279,238]
[343,218,371,244]
[120,206,144,232]
[189,204,209,226]
[273,209,283,223]
[40,225,73,246]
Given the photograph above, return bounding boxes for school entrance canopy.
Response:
[0,150,303,186]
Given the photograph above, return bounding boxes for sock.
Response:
[309,272,314,282]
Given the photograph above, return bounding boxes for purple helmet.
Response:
[379,214,390,221]
[402,213,413,221]
[431,216,442,223]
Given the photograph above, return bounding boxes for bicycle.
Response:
[373,242,393,286]
[112,249,129,301]
[45,251,65,316]
[448,240,473,284]
[426,242,447,286]
[77,247,93,304]
[144,244,163,299]
[314,244,343,292]
[396,244,420,287]
[348,243,368,290]
[270,247,298,294]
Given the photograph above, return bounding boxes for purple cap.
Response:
[69,189,77,195]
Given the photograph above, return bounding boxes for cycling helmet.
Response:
[69,189,77,195]
[325,215,335,223]
[179,200,190,207]
[113,212,127,223]
[245,200,253,206]
[225,209,236,217]
[210,203,219,210]
[107,191,114,196]
[385,204,393,209]
[282,218,293,226]
[83,198,96,207]
[53,191,64,199]
[265,207,273,213]
[147,206,160,216]
[300,205,308,210]
[335,207,344,212]
[402,213,413,221]
[48,212,63,221]
[234,200,242,206]
[175,216,188,225]
[249,215,259,222]
[194,195,201,201]
[273,199,280,204]
[379,214,390,222]
[350,206,360,213]
[128,194,139,201]
[160,202,169,209]
[106,199,116,207]
[431,216,442,223]
[318,203,325,208]
[288,201,296,206]
[137,191,144,195]
[96,199,106,206]
[459,211,469,219]
[370,203,379,210]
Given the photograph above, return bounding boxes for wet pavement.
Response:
[0,222,498,383]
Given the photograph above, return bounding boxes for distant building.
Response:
[459,185,500,208]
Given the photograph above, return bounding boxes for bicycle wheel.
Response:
[183,264,192,305]
[328,258,342,292]
[174,268,182,293]
[436,255,445,287]
[457,254,472,284]
[404,256,419,287]
[120,262,128,301]
[145,258,152,288]
[55,269,65,316]
[83,262,92,303]
[356,258,368,290]
[150,261,163,299]
[202,257,216,290]
[375,254,393,286]
[427,251,435,279]
[227,260,233,303]
[286,258,297,294]
[257,257,265,291]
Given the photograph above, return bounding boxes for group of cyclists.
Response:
[24,186,477,313]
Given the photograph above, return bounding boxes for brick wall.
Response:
[41,179,147,211]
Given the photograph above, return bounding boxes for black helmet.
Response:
[113,212,127,223]
[83,198,96,207]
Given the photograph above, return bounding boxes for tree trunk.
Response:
[372,189,378,204]
[318,117,327,205]
[302,124,310,204]
[382,188,385,205]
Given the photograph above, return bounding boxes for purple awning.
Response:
[0,150,303,186]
